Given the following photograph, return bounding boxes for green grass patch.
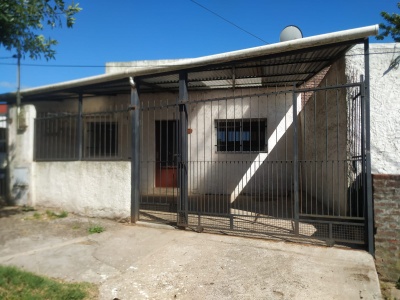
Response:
[0,265,97,299]
[21,205,35,212]
[33,212,41,220]
[88,225,104,234]
[45,210,68,219]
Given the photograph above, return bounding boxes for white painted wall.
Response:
[34,161,130,218]
[8,105,36,205]
[345,43,400,174]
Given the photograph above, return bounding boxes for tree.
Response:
[376,2,400,42]
[0,0,81,60]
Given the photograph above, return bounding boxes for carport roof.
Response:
[0,25,378,103]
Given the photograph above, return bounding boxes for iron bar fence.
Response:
[34,106,131,161]
[139,82,368,245]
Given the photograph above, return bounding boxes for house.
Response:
[2,25,395,258]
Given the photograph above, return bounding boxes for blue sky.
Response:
[0,0,397,94]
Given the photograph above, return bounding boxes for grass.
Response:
[88,225,104,234]
[21,205,35,212]
[0,265,97,300]
[45,210,68,219]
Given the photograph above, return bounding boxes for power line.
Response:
[189,0,268,44]
[0,62,104,68]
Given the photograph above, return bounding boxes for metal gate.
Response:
[138,79,370,246]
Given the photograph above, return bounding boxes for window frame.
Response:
[215,118,267,153]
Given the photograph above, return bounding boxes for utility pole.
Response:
[13,50,26,131]
[16,51,21,108]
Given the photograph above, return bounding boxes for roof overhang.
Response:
[0,24,379,103]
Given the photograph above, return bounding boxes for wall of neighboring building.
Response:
[346,43,400,282]
[372,174,400,282]
[345,43,400,174]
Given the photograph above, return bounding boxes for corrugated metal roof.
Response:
[0,25,378,102]
[137,42,353,91]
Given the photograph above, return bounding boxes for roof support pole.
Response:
[130,78,140,223]
[178,72,189,226]
[364,38,374,255]
[77,93,83,160]
[293,86,299,235]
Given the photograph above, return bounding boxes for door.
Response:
[155,120,178,188]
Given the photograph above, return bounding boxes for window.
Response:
[216,119,267,152]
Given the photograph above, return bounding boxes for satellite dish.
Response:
[280,25,303,42]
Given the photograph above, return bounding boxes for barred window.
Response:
[85,121,118,158]
[34,108,131,161]
[34,113,78,160]
[215,119,267,152]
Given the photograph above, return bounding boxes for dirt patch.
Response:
[0,206,119,248]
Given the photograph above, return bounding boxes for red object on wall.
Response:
[0,104,7,115]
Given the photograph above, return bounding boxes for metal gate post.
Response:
[77,93,83,160]
[364,38,374,255]
[178,72,189,226]
[130,77,140,223]
[293,88,299,235]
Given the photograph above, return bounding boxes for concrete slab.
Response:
[0,208,382,299]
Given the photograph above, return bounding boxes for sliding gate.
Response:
[139,80,371,246]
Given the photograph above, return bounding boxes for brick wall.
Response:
[373,174,400,282]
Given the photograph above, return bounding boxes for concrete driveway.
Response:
[0,207,381,299]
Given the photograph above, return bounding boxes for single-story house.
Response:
[1,24,399,266]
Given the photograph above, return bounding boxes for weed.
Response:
[0,265,97,299]
[396,276,400,290]
[58,211,68,218]
[33,212,41,219]
[88,225,104,234]
[21,205,35,212]
[46,210,68,219]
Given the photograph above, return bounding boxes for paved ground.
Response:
[0,207,381,299]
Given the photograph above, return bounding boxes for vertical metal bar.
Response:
[178,72,189,226]
[77,94,83,160]
[364,38,374,255]
[293,87,299,235]
[33,116,37,161]
[130,78,140,223]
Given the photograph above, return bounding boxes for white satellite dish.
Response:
[280,25,303,42]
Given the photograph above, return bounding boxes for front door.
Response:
[155,120,178,188]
